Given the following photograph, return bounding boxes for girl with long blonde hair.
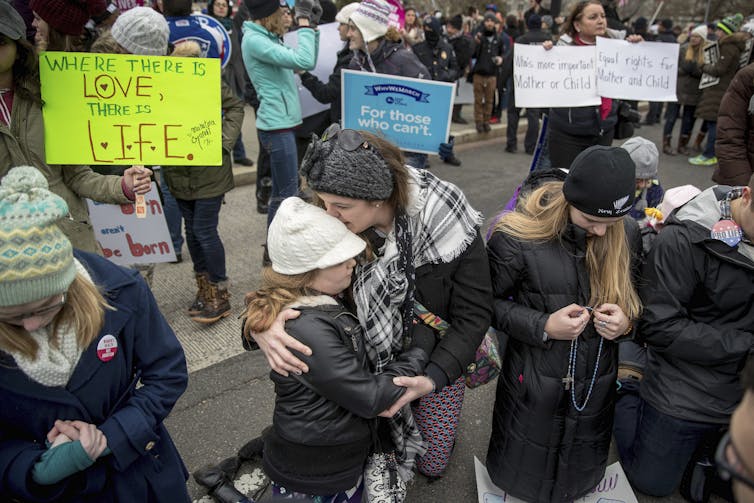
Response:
[485,146,642,503]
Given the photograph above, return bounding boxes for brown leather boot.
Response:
[662,135,674,155]
[692,132,705,153]
[188,272,209,316]
[191,281,231,324]
[677,134,691,156]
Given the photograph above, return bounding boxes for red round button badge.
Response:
[96,334,118,362]
[711,219,743,247]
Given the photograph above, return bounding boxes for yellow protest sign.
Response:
[39,51,222,166]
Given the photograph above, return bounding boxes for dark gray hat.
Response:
[301,126,394,201]
[0,1,26,41]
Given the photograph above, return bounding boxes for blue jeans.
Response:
[702,121,717,159]
[232,132,246,161]
[404,152,428,170]
[663,103,697,137]
[176,196,227,283]
[258,129,299,227]
[157,168,184,254]
[614,395,719,497]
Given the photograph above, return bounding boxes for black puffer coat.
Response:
[264,299,427,495]
[486,219,640,503]
[639,187,754,424]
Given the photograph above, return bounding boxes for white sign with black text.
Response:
[596,38,679,101]
[513,44,600,108]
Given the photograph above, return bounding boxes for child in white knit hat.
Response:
[243,196,428,502]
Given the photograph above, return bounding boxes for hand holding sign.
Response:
[123,165,152,195]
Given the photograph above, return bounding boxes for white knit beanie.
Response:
[267,197,366,275]
[690,24,707,39]
[111,7,170,56]
[351,0,391,43]
[336,2,359,24]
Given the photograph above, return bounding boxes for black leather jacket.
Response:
[263,299,427,495]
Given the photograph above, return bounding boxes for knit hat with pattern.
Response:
[335,2,359,25]
[111,7,170,56]
[29,0,107,35]
[300,124,395,201]
[350,0,391,43]
[0,166,76,307]
[717,13,744,35]
[267,197,366,275]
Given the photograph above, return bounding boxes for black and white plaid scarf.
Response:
[353,169,483,480]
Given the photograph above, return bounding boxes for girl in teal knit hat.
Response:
[0,165,190,502]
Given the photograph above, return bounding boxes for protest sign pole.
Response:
[648,1,664,27]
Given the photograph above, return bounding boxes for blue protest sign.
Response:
[341,70,455,154]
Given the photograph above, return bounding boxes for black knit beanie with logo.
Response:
[563,145,636,217]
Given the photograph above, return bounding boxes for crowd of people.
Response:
[1,0,754,502]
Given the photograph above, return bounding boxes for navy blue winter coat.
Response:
[0,251,189,502]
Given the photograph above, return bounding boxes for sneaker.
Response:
[489,116,500,125]
[475,123,485,133]
[234,157,254,166]
[688,155,718,166]
[505,145,517,153]
[451,116,468,125]
[483,123,491,133]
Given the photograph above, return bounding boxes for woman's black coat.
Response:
[485,219,640,503]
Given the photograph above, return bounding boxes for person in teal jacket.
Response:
[242,0,321,228]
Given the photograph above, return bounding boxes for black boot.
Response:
[256,176,271,214]
[443,154,462,166]
[451,104,468,124]
[193,464,252,503]
[238,435,265,461]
